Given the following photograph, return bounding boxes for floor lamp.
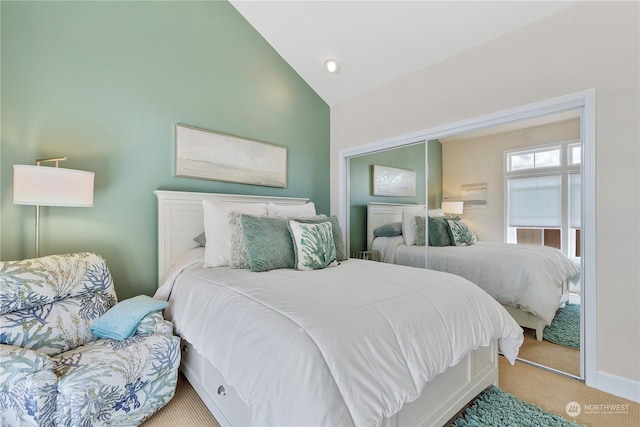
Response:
[13,157,95,258]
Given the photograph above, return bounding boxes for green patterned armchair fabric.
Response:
[0,253,180,426]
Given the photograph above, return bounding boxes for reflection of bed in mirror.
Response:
[154,191,523,427]
[367,202,580,341]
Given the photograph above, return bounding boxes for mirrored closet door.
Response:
[346,109,584,380]
[437,109,583,379]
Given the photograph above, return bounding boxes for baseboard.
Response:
[594,371,640,403]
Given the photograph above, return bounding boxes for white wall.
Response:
[441,118,580,242]
[331,1,639,394]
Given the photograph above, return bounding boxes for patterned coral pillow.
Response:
[295,216,347,261]
[287,220,338,271]
[446,218,475,246]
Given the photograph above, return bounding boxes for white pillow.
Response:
[401,206,427,246]
[202,200,267,267]
[428,208,445,217]
[267,201,316,218]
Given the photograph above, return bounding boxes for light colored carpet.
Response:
[144,360,639,427]
[499,357,639,427]
[142,374,219,427]
[517,327,580,377]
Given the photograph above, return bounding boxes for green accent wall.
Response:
[1,1,329,299]
[348,140,443,252]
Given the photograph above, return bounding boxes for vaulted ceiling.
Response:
[230,1,580,106]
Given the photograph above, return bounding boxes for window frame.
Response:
[507,145,563,172]
[504,139,581,259]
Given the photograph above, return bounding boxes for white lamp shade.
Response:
[441,201,464,215]
[14,165,94,207]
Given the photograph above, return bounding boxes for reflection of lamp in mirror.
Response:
[441,201,464,216]
[13,157,95,257]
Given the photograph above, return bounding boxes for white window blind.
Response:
[508,175,562,227]
[569,172,581,228]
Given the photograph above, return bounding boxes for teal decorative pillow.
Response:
[428,216,453,246]
[240,215,295,272]
[447,217,475,246]
[415,216,426,246]
[296,216,347,261]
[374,222,403,237]
[228,212,251,269]
[287,220,338,271]
[193,232,206,247]
[232,214,333,268]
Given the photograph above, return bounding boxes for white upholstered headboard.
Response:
[154,190,309,283]
[366,202,422,249]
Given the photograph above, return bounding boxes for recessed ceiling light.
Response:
[324,59,341,74]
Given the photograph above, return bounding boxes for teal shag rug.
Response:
[543,303,580,349]
[451,386,584,426]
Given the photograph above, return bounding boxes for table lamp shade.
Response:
[441,201,464,215]
[13,165,94,207]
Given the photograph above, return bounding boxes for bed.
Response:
[153,190,523,427]
[367,202,580,341]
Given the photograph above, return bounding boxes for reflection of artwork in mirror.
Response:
[372,165,416,197]
[175,124,287,188]
[461,183,487,209]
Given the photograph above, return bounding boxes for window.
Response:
[508,146,561,171]
[568,143,581,165]
[505,140,581,259]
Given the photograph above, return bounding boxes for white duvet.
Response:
[156,250,523,426]
[372,237,580,325]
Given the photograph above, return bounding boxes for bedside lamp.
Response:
[441,201,464,216]
[13,157,95,257]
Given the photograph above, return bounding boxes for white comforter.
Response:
[156,250,523,427]
[372,237,580,325]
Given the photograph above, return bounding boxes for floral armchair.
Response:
[0,253,180,426]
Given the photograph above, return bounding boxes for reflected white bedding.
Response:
[372,237,580,324]
[156,251,523,426]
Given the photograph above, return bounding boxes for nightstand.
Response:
[350,250,380,262]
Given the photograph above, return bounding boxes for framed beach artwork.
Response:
[372,165,416,197]
[461,183,487,209]
[175,124,287,188]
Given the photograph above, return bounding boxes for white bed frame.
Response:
[156,190,498,427]
[366,202,566,341]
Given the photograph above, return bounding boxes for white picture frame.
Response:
[372,165,416,197]
[175,124,287,188]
